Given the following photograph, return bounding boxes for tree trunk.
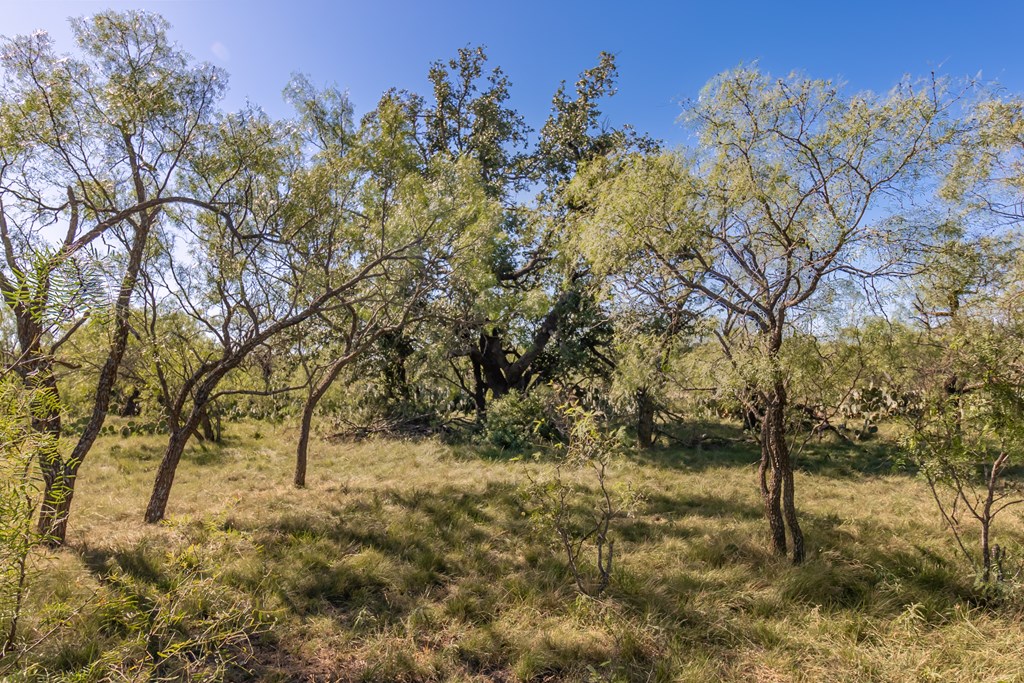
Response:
[37,461,77,545]
[477,333,512,400]
[32,369,68,543]
[37,201,156,544]
[294,395,315,488]
[981,468,997,583]
[471,356,487,420]
[761,381,804,564]
[120,387,142,417]
[198,407,217,442]
[295,354,359,488]
[759,441,786,557]
[469,287,577,412]
[145,427,193,523]
[981,519,992,583]
[636,387,656,449]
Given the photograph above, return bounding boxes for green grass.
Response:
[9,418,1024,681]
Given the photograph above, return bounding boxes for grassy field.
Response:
[9,419,1024,682]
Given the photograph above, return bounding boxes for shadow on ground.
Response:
[63,468,989,682]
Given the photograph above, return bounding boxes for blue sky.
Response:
[4,1,1023,145]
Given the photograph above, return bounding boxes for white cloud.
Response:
[211,41,230,62]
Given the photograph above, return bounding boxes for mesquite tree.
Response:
[287,81,493,487]
[905,278,1024,582]
[0,11,225,543]
[520,398,642,596]
[577,68,961,563]
[140,95,495,521]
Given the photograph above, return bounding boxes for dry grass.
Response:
[11,418,1024,682]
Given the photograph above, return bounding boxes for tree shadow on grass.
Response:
[68,472,990,682]
[635,421,903,479]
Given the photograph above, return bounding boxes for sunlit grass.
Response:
[14,418,1024,681]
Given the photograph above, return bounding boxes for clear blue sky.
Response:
[3,1,1023,145]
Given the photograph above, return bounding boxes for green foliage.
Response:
[903,317,1024,584]
[5,10,1024,680]
[483,390,552,451]
[1,524,271,681]
[74,537,269,681]
[3,423,1023,680]
[520,400,642,595]
[0,374,48,659]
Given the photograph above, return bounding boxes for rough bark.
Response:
[36,460,76,544]
[32,367,66,541]
[636,387,656,449]
[760,380,804,564]
[758,434,786,557]
[145,365,232,523]
[145,425,196,524]
[294,401,315,488]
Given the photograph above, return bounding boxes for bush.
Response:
[483,391,553,451]
[519,400,642,595]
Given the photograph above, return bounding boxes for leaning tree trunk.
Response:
[145,425,195,523]
[294,380,331,489]
[35,199,156,544]
[146,381,216,524]
[761,380,804,564]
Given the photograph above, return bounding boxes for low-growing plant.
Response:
[519,398,642,595]
[0,525,272,681]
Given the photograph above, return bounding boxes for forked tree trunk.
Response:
[35,201,155,544]
[760,381,804,564]
[468,287,578,413]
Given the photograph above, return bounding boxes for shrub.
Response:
[520,399,642,595]
[483,390,553,451]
